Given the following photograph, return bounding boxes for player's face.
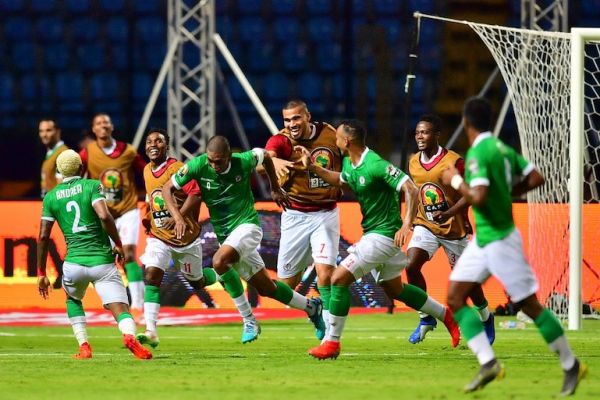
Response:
[145,132,168,164]
[415,121,438,151]
[92,114,114,140]
[207,150,231,174]
[282,106,311,139]
[38,121,60,147]
[335,126,350,154]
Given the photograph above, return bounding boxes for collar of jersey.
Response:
[419,145,443,164]
[45,140,64,158]
[472,131,493,148]
[218,162,232,175]
[351,147,370,169]
[62,176,81,182]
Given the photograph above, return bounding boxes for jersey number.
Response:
[66,201,88,233]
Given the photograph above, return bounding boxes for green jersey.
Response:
[340,148,409,239]
[41,176,114,266]
[172,150,261,243]
[465,132,533,247]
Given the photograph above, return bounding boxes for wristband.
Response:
[450,174,464,190]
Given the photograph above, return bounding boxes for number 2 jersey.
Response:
[143,158,202,247]
[41,176,114,267]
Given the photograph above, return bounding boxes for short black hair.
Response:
[146,127,170,145]
[206,135,231,154]
[38,118,60,129]
[417,114,442,133]
[339,119,367,145]
[463,97,492,132]
[283,99,309,113]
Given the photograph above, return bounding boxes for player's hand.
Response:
[432,210,450,223]
[38,276,51,300]
[394,225,411,248]
[293,146,311,169]
[272,157,294,179]
[441,166,459,185]
[162,217,176,230]
[174,218,187,240]
[113,245,125,267]
[272,187,291,210]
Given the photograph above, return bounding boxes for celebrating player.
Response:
[304,120,460,360]
[37,150,152,360]
[406,114,494,344]
[79,113,146,319]
[443,97,586,395]
[162,136,325,343]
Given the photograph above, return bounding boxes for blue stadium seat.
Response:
[70,18,99,42]
[4,17,32,41]
[0,0,24,12]
[65,0,91,13]
[419,21,441,46]
[91,72,120,102]
[235,0,262,14]
[133,0,161,14]
[35,17,63,44]
[408,0,436,13]
[582,0,600,16]
[136,17,166,43]
[20,74,51,102]
[352,0,366,15]
[30,0,56,13]
[77,44,105,71]
[306,0,332,15]
[98,0,126,13]
[316,43,342,72]
[273,18,301,43]
[111,45,130,70]
[55,72,85,111]
[307,18,336,43]
[106,17,129,43]
[271,0,297,15]
[262,73,288,102]
[44,43,71,71]
[281,44,310,72]
[133,73,153,102]
[374,0,401,15]
[216,16,234,41]
[331,74,346,99]
[0,73,15,112]
[247,43,275,73]
[238,17,267,42]
[418,47,442,72]
[12,43,37,71]
[379,18,402,45]
[297,73,323,102]
[142,44,167,71]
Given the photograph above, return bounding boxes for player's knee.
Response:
[144,267,163,287]
[212,253,228,273]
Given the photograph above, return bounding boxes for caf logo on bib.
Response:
[150,189,171,228]
[99,168,123,202]
[308,147,334,189]
[420,182,449,222]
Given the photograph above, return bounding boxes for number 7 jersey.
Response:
[41,176,114,266]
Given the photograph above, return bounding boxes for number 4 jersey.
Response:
[41,176,114,266]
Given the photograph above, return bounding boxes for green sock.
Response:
[202,267,217,286]
[273,280,294,304]
[144,284,160,303]
[329,285,351,317]
[318,285,331,311]
[454,306,484,341]
[116,312,133,323]
[219,268,245,298]
[395,284,428,310]
[125,262,144,282]
[66,297,85,318]
[534,308,564,344]
[475,299,489,310]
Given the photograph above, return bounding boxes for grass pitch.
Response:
[0,312,597,400]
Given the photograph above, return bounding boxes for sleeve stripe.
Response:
[339,174,347,183]
[522,163,536,176]
[171,175,182,190]
[91,198,105,206]
[252,148,265,166]
[470,177,490,187]
[396,175,410,192]
[41,216,55,221]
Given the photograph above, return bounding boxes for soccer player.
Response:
[37,150,152,360]
[303,120,460,360]
[39,118,68,288]
[79,113,146,319]
[442,97,586,395]
[406,114,494,344]
[162,136,325,343]
[136,128,255,346]
[264,100,342,339]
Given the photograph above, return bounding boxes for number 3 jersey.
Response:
[143,158,202,247]
[41,176,114,267]
[409,147,470,240]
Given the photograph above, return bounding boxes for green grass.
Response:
[0,313,598,399]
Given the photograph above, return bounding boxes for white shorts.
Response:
[407,225,468,268]
[140,236,204,281]
[450,228,539,303]
[340,233,408,283]
[277,208,339,278]
[223,223,265,281]
[62,262,129,305]
[115,208,141,246]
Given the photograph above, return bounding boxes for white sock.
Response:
[144,302,160,333]
[232,294,254,319]
[323,309,331,333]
[418,311,429,319]
[549,335,576,370]
[467,331,496,365]
[129,281,145,310]
[327,314,347,342]
[420,297,446,320]
[477,306,491,322]
[118,316,136,336]
[69,316,88,345]
[287,291,311,314]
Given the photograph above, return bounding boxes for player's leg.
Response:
[62,262,92,358]
[93,263,152,359]
[116,209,145,319]
[276,210,314,289]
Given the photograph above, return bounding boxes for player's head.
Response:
[336,119,367,153]
[206,135,231,174]
[463,97,492,133]
[282,99,311,139]
[38,118,61,147]
[56,149,83,177]
[415,114,442,151]
[91,113,114,140]
[145,128,170,164]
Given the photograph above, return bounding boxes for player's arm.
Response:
[434,196,470,223]
[512,167,545,197]
[37,218,54,299]
[162,179,188,239]
[258,134,294,177]
[396,178,419,247]
[441,163,488,207]
[92,199,124,262]
[259,149,291,210]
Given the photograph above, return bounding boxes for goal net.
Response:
[416,14,600,328]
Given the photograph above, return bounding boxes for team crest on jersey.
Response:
[420,182,449,223]
[386,164,401,178]
[468,159,479,174]
[235,175,242,182]
[99,168,123,203]
[359,176,366,185]
[177,164,189,178]
[309,147,334,188]
[150,189,171,228]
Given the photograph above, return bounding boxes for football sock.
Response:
[327,286,351,342]
[143,285,161,333]
[125,262,145,309]
[202,267,217,286]
[66,297,87,345]
[116,312,136,336]
[475,300,491,322]
[455,306,495,365]
[535,308,576,370]
[218,268,245,298]
[232,294,254,320]
[396,284,445,320]
[318,285,332,331]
